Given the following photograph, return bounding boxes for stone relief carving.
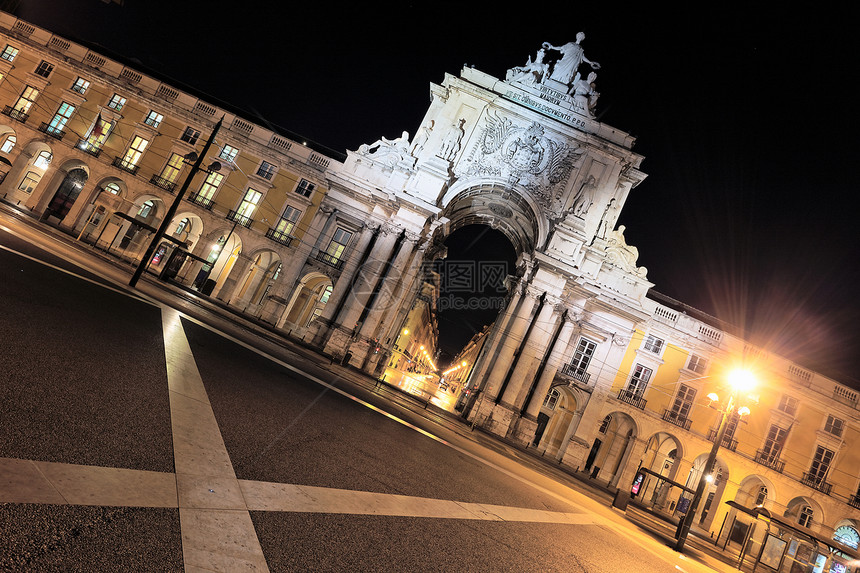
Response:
[469,111,583,211]
[411,120,434,156]
[356,131,411,167]
[570,174,597,217]
[437,119,465,161]
[604,225,647,277]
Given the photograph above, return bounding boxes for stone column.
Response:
[615,437,648,490]
[217,253,254,304]
[523,314,578,419]
[502,300,559,410]
[358,232,416,340]
[561,388,610,470]
[483,287,540,402]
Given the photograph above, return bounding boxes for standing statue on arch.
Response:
[543,32,601,86]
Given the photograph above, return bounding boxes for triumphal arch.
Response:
[306,33,651,466]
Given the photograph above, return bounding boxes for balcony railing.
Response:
[848,494,860,509]
[2,105,29,123]
[265,228,294,247]
[801,472,832,495]
[38,122,65,140]
[149,174,177,193]
[77,139,103,157]
[662,409,692,430]
[226,210,253,228]
[112,156,140,175]
[616,389,647,410]
[186,192,214,210]
[754,449,785,473]
[315,251,346,270]
[707,428,738,452]
[559,363,590,385]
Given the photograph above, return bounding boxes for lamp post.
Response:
[674,370,754,552]
[129,116,223,287]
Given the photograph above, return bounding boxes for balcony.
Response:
[38,122,65,140]
[848,494,860,509]
[616,389,647,410]
[315,251,345,270]
[559,363,590,385]
[77,139,103,157]
[186,192,214,210]
[2,105,29,123]
[112,156,140,175]
[265,228,294,247]
[149,174,177,193]
[754,449,785,473]
[707,428,738,452]
[801,472,832,495]
[662,409,692,430]
[226,210,253,228]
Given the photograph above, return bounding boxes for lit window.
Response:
[17,171,40,193]
[236,188,262,218]
[180,126,200,145]
[13,85,40,115]
[107,93,127,111]
[144,110,163,128]
[295,178,315,197]
[1,45,19,61]
[137,200,154,219]
[824,415,844,438]
[643,334,664,354]
[175,218,190,235]
[71,77,90,94]
[120,135,149,169]
[195,171,223,205]
[81,116,113,153]
[33,150,52,170]
[568,337,597,377]
[0,134,16,153]
[256,160,276,180]
[103,182,121,195]
[218,144,238,162]
[159,153,184,184]
[778,394,798,417]
[34,60,54,78]
[323,227,353,264]
[669,384,696,420]
[47,102,75,135]
[274,205,301,236]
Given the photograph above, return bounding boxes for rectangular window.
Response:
[71,77,90,94]
[643,334,664,354]
[219,144,238,162]
[120,135,149,169]
[144,110,163,128]
[47,102,75,135]
[274,205,301,236]
[626,364,652,397]
[569,337,597,375]
[82,115,113,152]
[809,445,834,483]
[197,172,223,200]
[237,188,262,218]
[13,85,40,115]
[256,160,276,180]
[107,93,127,111]
[1,45,19,61]
[34,60,54,78]
[778,395,798,417]
[295,178,315,197]
[762,424,787,460]
[17,171,40,193]
[324,227,353,264]
[670,384,696,420]
[687,354,708,374]
[180,126,200,145]
[159,153,184,183]
[824,415,844,438]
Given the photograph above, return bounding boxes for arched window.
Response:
[755,486,767,506]
[834,525,859,550]
[542,388,560,410]
[104,182,121,195]
[798,505,814,528]
[174,218,190,235]
[33,150,52,170]
[0,134,16,153]
[598,414,612,434]
[137,200,154,218]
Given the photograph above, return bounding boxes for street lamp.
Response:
[674,369,755,552]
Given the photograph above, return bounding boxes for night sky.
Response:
[11,2,859,385]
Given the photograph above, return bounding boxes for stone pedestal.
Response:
[561,436,592,471]
[510,416,539,447]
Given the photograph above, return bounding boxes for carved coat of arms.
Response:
[467,111,582,211]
